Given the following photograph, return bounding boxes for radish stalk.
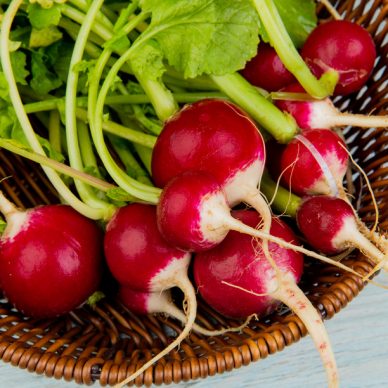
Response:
[65,0,115,219]
[0,0,105,219]
[251,0,339,99]
[210,73,297,143]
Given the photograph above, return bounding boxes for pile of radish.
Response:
[0,0,386,387]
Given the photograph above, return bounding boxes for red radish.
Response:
[156,171,343,267]
[301,20,376,95]
[193,209,338,387]
[152,99,273,274]
[151,99,266,209]
[119,287,252,336]
[274,83,388,130]
[240,42,295,92]
[0,192,102,318]
[104,203,197,386]
[296,195,387,270]
[279,128,349,196]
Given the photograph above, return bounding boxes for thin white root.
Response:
[318,0,342,20]
[114,279,197,388]
[340,143,380,234]
[225,216,364,279]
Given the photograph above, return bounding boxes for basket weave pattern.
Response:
[0,0,387,386]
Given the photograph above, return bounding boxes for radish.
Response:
[301,20,376,96]
[296,195,387,272]
[152,98,273,272]
[0,192,102,318]
[279,128,349,197]
[103,203,197,386]
[273,83,388,130]
[156,170,346,269]
[193,209,338,387]
[119,286,252,336]
[240,42,295,92]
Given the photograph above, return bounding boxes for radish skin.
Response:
[279,129,349,196]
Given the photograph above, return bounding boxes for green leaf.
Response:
[0,217,7,234]
[106,187,133,202]
[30,48,63,95]
[27,3,62,29]
[29,25,63,48]
[10,51,29,85]
[137,0,260,78]
[258,0,317,48]
[130,40,165,81]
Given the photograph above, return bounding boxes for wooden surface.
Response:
[1,272,387,387]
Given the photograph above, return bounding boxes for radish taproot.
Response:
[279,128,349,197]
[193,209,338,387]
[301,20,376,96]
[104,203,197,387]
[119,287,252,336]
[0,192,103,318]
[273,84,388,130]
[240,42,295,92]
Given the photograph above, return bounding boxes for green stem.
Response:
[0,0,104,220]
[108,135,152,185]
[133,73,178,122]
[24,92,226,114]
[68,0,114,30]
[78,120,98,168]
[261,174,301,217]
[252,0,338,99]
[134,144,153,175]
[48,110,62,154]
[0,139,115,193]
[65,0,115,219]
[61,3,114,42]
[88,36,160,203]
[76,108,157,148]
[211,72,297,143]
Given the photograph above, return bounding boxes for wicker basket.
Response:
[0,0,387,386]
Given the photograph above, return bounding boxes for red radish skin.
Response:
[301,20,376,96]
[104,203,192,291]
[193,209,338,387]
[104,203,197,388]
[119,287,252,336]
[240,42,295,92]
[274,83,388,129]
[279,128,349,196]
[296,196,387,270]
[0,192,102,318]
[151,99,266,208]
